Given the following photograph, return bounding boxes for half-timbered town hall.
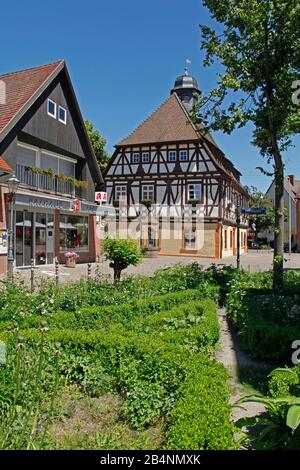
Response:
[104,70,249,259]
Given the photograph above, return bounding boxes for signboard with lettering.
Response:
[95,191,107,203]
[15,194,99,215]
[241,208,266,215]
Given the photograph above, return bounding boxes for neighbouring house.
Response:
[0,61,103,273]
[104,69,249,258]
[264,175,300,247]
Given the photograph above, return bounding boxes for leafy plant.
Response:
[103,238,143,282]
[235,367,300,449]
[0,325,60,450]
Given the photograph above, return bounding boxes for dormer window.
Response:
[132,153,140,164]
[58,106,67,125]
[47,99,56,119]
[179,150,188,161]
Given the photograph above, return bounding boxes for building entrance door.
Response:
[16,211,33,267]
[15,211,54,267]
[35,213,47,265]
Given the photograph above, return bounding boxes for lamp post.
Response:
[236,202,241,269]
[287,176,292,256]
[7,174,19,284]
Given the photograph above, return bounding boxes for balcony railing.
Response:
[16,164,75,197]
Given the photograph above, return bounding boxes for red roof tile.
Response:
[0,61,63,133]
[116,92,247,195]
[117,93,202,146]
[0,156,12,174]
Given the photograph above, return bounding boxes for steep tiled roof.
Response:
[117,93,202,146]
[115,92,247,195]
[0,61,63,133]
[0,156,12,174]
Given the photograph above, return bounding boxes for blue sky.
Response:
[1,0,299,191]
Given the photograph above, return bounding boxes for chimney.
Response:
[288,175,295,186]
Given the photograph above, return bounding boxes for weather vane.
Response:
[184,58,192,75]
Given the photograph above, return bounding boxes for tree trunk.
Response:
[113,267,122,283]
[273,164,284,289]
[263,21,284,290]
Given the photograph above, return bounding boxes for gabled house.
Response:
[104,70,249,258]
[0,61,103,272]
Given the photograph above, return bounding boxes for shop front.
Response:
[14,193,99,268]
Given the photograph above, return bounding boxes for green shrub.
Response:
[268,367,300,398]
[165,357,237,450]
[103,238,143,282]
[59,353,115,397]
[121,381,166,429]
[0,263,220,328]
[236,367,300,449]
[2,289,210,331]
[226,271,300,362]
[139,299,219,354]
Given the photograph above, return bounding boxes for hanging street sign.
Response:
[241,207,266,215]
[95,191,107,203]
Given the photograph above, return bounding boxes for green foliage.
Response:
[1,289,213,331]
[226,270,300,361]
[121,381,165,430]
[0,264,220,327]
[0,264,236,450]
[103,238,143,281]
[247,186,275,237]
[197,0,300,289]
[85,120,109,172]
[0,330,60,450]
[235,367,300,449]
[165,358,237,450]
[59,353,115,397]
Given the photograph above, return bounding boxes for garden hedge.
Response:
[165,357,237,450]
[226,273,300,362]
[0,289,212,331]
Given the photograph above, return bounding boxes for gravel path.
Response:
[216,308,269,423]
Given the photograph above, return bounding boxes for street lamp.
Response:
[7,174,19,284]
[287,176,292,256]
[236,202,241,269]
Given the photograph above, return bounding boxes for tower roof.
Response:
[171,71,199,94]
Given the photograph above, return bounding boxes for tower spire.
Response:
[184,58,192,76]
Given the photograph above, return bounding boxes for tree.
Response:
[103,238,143,282]
[248,186,275,245]
[194,0,300,288]
[85,120,110,172]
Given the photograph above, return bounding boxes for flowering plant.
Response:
[64,251,79,258]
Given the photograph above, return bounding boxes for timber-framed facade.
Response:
[104,71,249,259]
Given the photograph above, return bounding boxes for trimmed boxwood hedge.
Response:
[227,283,300,362]
[0,289,208,331]
[165,358,237,450]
